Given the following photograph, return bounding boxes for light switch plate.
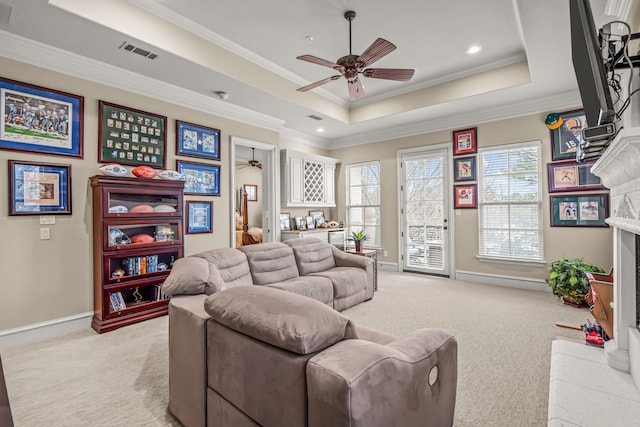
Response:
[40,228,50,240]
[40,215,56,225]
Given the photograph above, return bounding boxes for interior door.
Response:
[400,148,450,275]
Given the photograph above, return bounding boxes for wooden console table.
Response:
[346,249,378,291]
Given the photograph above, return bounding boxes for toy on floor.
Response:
[582,319,609,348]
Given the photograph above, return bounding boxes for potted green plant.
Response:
[347,229,369,252]
[546,257,604,307]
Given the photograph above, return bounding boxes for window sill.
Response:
[476,255,547,267]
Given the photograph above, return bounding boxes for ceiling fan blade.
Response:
[297,55,345,72]
[347,78,365,101]
[363,68,415,82]
[356,38,396,67]
[297,75,342,92]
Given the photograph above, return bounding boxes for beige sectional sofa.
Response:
[161,238,458,427]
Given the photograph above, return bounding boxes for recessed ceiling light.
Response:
[466,45,482,55]
[306,36,314,43]
[316,127,325,133]
[213,90,229,100]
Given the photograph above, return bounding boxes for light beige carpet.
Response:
[1,271,589,426]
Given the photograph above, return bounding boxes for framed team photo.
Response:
[176,120,221,160]
[452,127,477,156]
[0,77,84,158]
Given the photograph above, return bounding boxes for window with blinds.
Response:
[478,141,543,261]
[346,161,381,248]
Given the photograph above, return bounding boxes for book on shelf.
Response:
[109,291,126,312]
[153,284,167,301]
[121,255,161,276]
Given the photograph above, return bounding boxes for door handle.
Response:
[443,226,448,230]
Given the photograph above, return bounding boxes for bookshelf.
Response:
[90,175,184,333]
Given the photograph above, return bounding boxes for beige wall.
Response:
[0,57,278,330]
[329,114,614,279]
[236,166,263,227]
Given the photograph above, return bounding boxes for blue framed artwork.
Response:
[176,120,220,160]
[176,160,221,196]
[186,200,213,234]
[1,77,84,158]
[9,160,72,215]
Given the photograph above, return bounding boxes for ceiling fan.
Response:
[237,148,262,170]
[296,10,415,101]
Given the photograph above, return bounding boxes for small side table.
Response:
[346,249,378,291]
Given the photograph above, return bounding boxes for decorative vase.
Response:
[355,241,362,252]
[562,295,588,308]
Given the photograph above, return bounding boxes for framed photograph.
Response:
[550,194,609,227]
[176,120,220,160]
[176,160,220,196]
[306,216,315,230]
[280,213,291,231]
[186,200,213,234]
[309,210,325,222]
[0,77,84,158]
[454,184,477,209]
[9,160,71,215]
[98,101,167,168]
[244,184,257,201]
[295,216,306,230]
[551,109,587,160]
[454,156,477,182]
[547,160,606,193]
[453,127,477,156]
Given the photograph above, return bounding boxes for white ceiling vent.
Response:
[307,114,323,121]
[119,42,158,60]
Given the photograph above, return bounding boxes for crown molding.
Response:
[327,91,582,149]
[0,30,285,133]
[279,127,329,150]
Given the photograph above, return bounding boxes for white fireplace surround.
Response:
[591,124,640,390]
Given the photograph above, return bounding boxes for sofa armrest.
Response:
[331,246,372,270]
[307,328,457,427]
[168,295,210,427]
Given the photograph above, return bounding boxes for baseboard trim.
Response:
[378,262,399,271]
[455,270,551,292]
[0,312,93,350]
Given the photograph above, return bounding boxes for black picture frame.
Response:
[453,156,477,182]
[98,101,167,168]
[452,127,477,156]
[9,160,72,215]
[453,183,477,209]
[550,109,587,161]
[176,160,221,196]
[550,194,609,227]
[0,77,84,158]
[186,200,213,234]
[176,120,221,160]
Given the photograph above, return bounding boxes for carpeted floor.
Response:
[1,271,590,426]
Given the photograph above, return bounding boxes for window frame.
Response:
[345,160,381,249]
[477,140,544,264]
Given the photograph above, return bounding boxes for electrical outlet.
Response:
[40,227,50,240]
[39,215,56,225]
[383,250,388,257]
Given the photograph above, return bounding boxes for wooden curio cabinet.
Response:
[90,175,184,333]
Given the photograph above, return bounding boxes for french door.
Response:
[400,147,450,276]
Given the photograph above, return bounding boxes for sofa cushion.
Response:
[311,267,367,298]
[204,286,358,355]
[266,276,334,306]
[285,238,336,275]
[193,248,252,289]
[162,256,214,296]
[239,242,300,285]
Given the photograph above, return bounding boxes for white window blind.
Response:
[346,161,381,248]
[478,142,543,261]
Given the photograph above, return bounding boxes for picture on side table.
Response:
[280,213,291,231]
[9,160,72,215]
[0,77,84,158]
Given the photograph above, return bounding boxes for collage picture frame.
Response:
[550,194,609,227]
[176,160,221,196]
[176,120,221,160]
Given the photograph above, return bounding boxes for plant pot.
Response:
[562,295,588,308]
[354,241,362,252]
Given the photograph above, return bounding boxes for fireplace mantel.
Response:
[590,125,640,389]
